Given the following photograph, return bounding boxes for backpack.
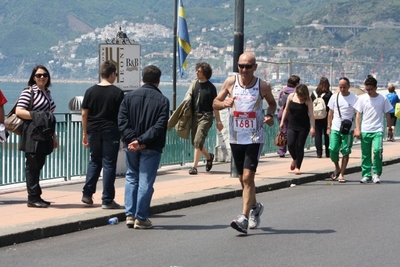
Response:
[279,92,289,108]
[312,91,327,119]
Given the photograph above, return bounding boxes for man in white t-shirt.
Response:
[327,77,358,183]
[353,75,393,184]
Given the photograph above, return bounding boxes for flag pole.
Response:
[172,0,178,111]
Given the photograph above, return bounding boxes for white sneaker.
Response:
[372,174,381,184]
[249,202,264,229]
[230,215,248,234]
[134,218,153,229]
[126,215,135,228]
[360,177,372,183]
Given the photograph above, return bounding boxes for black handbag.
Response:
[336,94,352,135]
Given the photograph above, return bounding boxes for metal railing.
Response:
[2,112,390,186]
[0,114,90,185]
[0,113,221,186]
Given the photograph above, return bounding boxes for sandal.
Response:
[189,167,198,175]
[206,153,214,172]
[331,172,338,181]
[338,178,346,183]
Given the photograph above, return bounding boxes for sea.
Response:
[0,81,190,114]
[1,80,301,115]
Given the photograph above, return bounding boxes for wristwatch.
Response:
[266,113,274,118]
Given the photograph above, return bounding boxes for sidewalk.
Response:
[1,141,400,247]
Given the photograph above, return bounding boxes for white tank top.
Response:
[229,75,264,144]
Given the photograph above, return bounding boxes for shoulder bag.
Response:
[5,87,33,135]
[337,94,352,135]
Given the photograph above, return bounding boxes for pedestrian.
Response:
[354,75,393,183]
[15,65,57,208]
[118,65,169,229]
[277,75,300,157]
[187,62,223,174]
[213,52,277,234]
[280,84,316,175]
[81,60,124,209]
[0,89,7,143]
[311,77,332,158]
[327,77,358,183]
[385,83,399,141]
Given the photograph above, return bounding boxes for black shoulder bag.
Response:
[337,94,352,135]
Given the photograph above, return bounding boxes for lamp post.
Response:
[233,0,244,73]
[229,0,244,178]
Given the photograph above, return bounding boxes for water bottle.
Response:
[108,217,119,225]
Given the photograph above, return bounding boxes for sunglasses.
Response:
[35,73,49,78]
[238,64,253,69]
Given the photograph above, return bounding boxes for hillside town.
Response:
[5,18,398,88]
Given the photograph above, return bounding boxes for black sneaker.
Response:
[81,195,93,205]
[102,200,123,209]
[27,199,49,208]
[40,198,51,206]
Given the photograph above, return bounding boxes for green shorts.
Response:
[329,129,354,162]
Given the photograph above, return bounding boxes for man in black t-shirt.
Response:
[81,60,124,209]
[188,62,223,175]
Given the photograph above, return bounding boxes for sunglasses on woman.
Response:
[34,73,49,78]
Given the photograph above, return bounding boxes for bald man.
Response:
[213,52,277,234]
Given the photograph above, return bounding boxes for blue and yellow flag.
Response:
[177,0,191,77]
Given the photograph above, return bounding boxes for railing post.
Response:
[65,113,71,181]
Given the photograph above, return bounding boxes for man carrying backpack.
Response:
[311,77,333,158]
[277,75,300,157]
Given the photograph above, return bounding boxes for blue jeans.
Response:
[124,148,161,220]
[82,127,120,205]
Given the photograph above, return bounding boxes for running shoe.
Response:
[249,202,264,229]
[230,215,248,234]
